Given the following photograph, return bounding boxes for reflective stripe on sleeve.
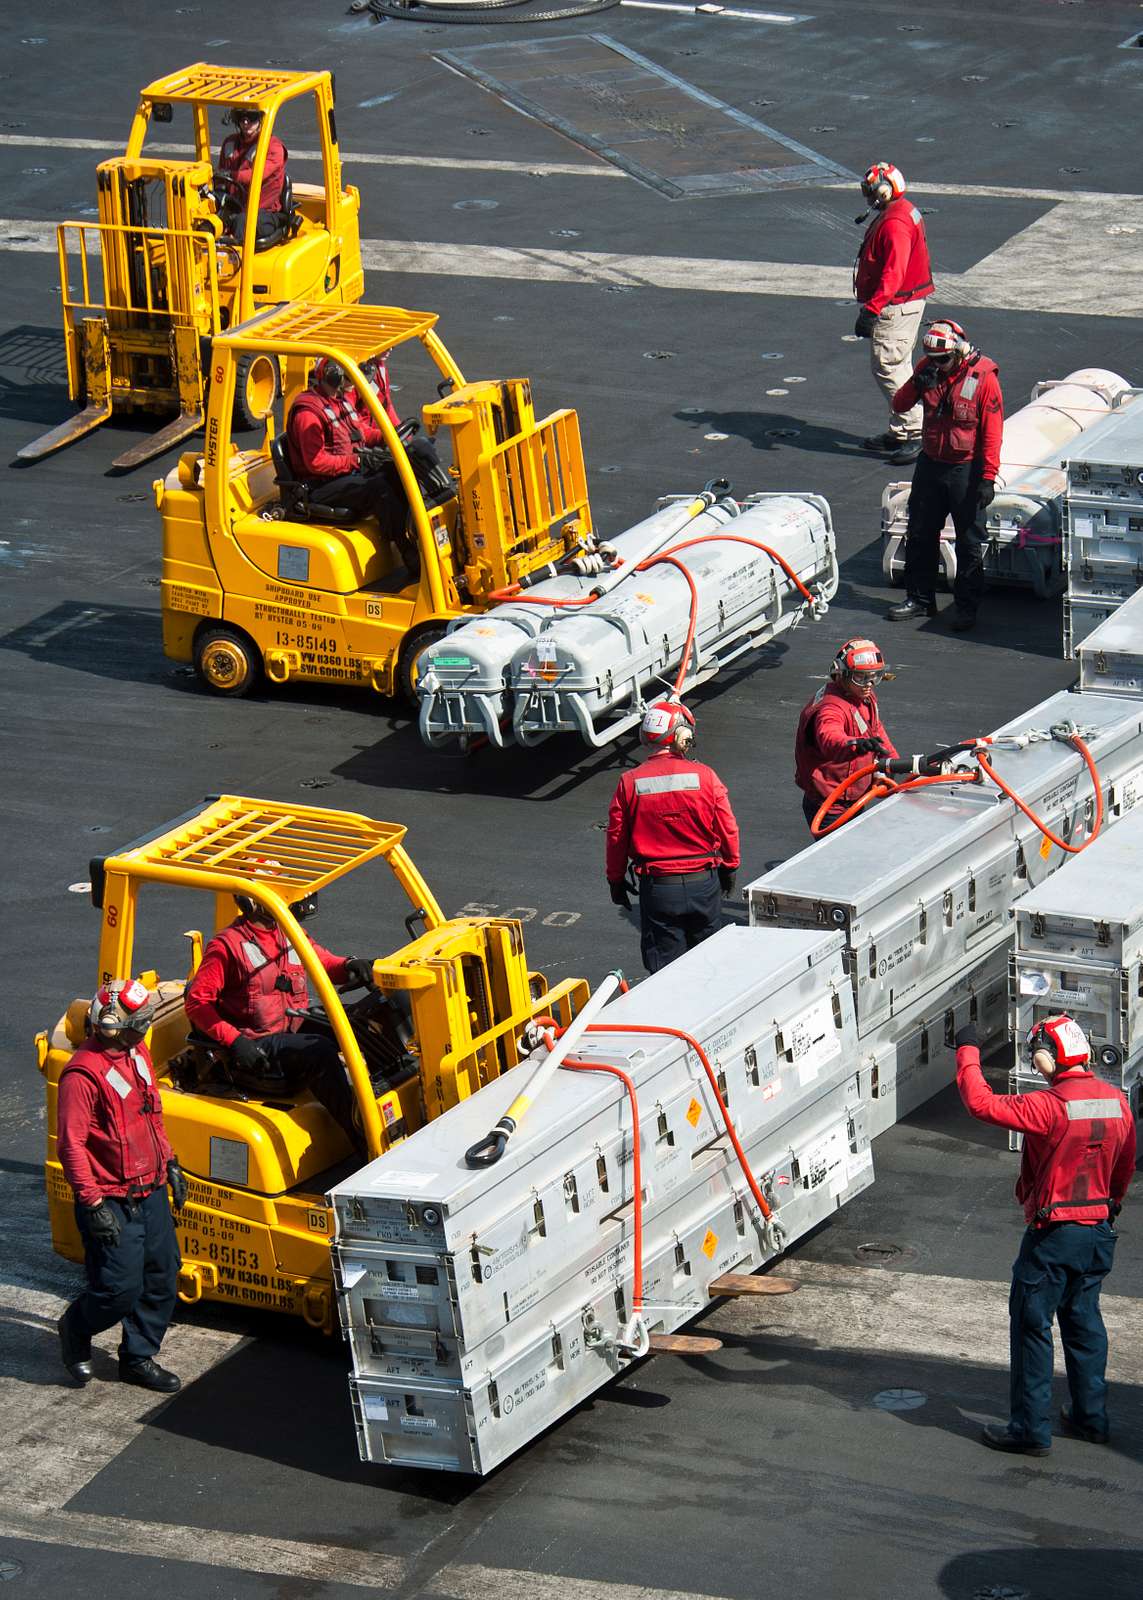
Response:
[633,773,701,796]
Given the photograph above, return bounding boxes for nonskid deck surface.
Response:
[2,0,1142,1595]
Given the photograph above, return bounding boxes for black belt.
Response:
[642,865,716,881]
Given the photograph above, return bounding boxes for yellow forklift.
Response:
[19,64,364,471]
[35,796,588,1330]
[157,300,593,702]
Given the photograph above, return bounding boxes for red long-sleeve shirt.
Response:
[286,388,384,480]
[956,1046,1135,1226]
[853,197,934,315]
[893,355,1004,480]
[218,132,287,212]
[794,682,897,806]
[606,750,739,881]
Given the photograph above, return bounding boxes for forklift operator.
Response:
[286,357,423,577]
[214,107,288,249]
[184,894,375,1143]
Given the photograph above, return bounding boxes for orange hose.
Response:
[584,1021,773,1222]
[487,530,819,695]
[809,735,1103,853]
[561,1056,643,1316]
[975,737,1103,854]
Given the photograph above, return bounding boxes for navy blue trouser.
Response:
[1008,1220,1117,1448]
[71,1187,180,1361]
[903,451,986,614]
[637,868,722,974]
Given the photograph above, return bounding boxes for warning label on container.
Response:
[701,1229,718,1259]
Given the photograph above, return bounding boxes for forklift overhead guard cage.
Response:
[91,795,447,1160]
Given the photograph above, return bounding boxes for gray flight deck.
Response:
[1,1,1142,1597]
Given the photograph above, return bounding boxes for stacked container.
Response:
[330,926,873,1473]
[1064,401,1143,656]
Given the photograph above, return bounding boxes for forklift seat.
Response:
[270,434,353,524]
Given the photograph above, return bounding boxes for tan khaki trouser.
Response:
[870,299,926,439]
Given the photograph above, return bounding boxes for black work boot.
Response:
[888,435,922,465]
[950,608,977,632]
[980,1423,1050,1457]
[118,1355,181,1393]
[58,1305,94,1385]
[1059,1405,1109,1444]
[887,595,937,622]
[861,430,897,452]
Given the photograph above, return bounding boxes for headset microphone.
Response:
[854,208,873,225]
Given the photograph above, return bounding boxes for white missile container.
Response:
[416,493,741,748]
[510,492,837,747]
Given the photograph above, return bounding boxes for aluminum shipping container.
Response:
[1065,594,1127,660]
[1077,587,1143,698]
[329,925,871,1472]
[339,1084,870,1473]
[1011,803,1143,1099]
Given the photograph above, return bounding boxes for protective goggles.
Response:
[847,668,885,688]
[926,350,957,368]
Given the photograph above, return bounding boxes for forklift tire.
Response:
[397,623,449,707]
[195,624,263,697]
[233,353,280,431]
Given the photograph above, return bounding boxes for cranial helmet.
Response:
[923,318,972,367]
[830,637,888,690]
[312,356,348,392]
[640,696,696,754]
[1027,1014,1090,1070]
[860,162,906,208]
[88,979,157,1046]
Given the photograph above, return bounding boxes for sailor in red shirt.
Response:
[852,162,935,464]
[887,318,1004,633]
[184,892,374,1143]
[794,638,898,832]
[56,981,187,1392]
[606,699,740,973]
[214,107,290,251]
[286,357,435,577]
[955,1014,1136,1456]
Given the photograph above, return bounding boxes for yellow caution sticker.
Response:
[701,1229,718,1259]
[686,1097,702,1128]
[1040,835,1053,860]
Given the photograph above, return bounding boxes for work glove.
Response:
[83,1202,122,1246]
[977,479,996,513]
[166,1160,188,1213]
[954,1022,979,1050]
[913,365,940,392]
[608,880,631,909]
[343,957,375,988]
[853,307,878,339]
[230,1034,268,1073]
[849,736,889,758]
[718,867,737,896]
[356,444,392,475]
